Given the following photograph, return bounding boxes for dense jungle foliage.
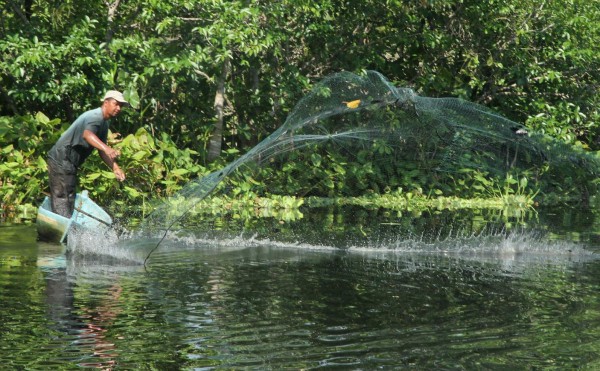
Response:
[1,0,599,221]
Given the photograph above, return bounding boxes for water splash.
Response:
[66,226,146,264]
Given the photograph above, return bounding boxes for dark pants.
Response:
[47,158,77,218]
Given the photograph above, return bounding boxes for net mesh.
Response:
[141,70,600,233]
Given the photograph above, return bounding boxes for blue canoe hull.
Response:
[36,190,113,243]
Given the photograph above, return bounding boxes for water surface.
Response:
[2,207,600,369]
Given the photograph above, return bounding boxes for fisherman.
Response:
[47,90,129,218]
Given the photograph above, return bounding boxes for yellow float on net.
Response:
[343,99,361,109]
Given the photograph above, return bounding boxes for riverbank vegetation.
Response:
[1,0,599,223]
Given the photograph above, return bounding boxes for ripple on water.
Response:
[3,223,600,369]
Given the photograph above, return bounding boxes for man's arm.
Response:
[83,129,119,159]
[83,129,125,181]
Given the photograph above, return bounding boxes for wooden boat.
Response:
[36,190,113,243]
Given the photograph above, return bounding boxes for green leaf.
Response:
[124,186,141,197]
[171,169,189,176]
[35,112,49,124]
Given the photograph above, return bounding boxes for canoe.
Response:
[36,190,113,243]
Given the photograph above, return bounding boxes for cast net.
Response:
[139,70,600,242]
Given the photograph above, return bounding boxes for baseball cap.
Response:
[102,90,130,106]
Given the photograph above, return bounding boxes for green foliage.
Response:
[79,128,208,217]
[0,0,598,217]
[0,113,61,216]
[2,0,595,151]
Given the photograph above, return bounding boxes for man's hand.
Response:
[113,165,125,182]
[83,129,121,160]
[104,147,121,161]
[84,129,125,181]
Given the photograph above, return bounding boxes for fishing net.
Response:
[140,70,600,240]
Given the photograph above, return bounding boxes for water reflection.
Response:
[39,244,71,330]
[2,204,600,369]
[142,241,600,369]
[37,244,136,369]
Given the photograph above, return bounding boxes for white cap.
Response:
[102,90,130,106]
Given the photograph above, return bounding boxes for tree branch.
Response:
[8,0,30,25]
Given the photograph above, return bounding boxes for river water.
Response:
[2,206,600,369]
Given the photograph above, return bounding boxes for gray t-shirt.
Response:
[48,107,109,169]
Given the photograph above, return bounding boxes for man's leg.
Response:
[48,159,77,218]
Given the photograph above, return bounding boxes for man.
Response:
[47,90,129,218]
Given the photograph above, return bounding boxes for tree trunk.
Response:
[105,0,121,49]
[207,58,230,162]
